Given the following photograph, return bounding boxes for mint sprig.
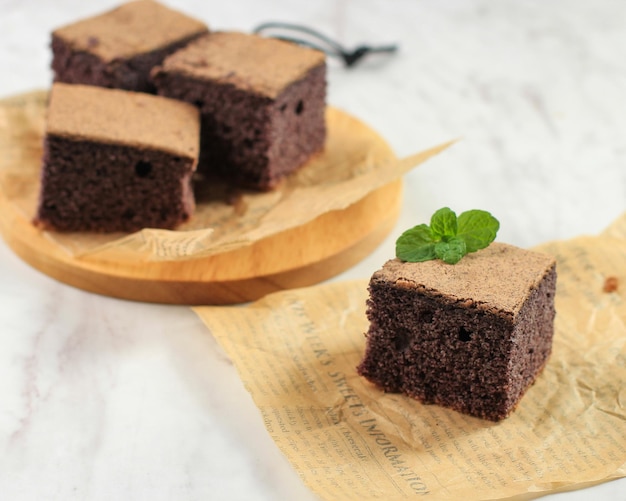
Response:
[396,207,499,264]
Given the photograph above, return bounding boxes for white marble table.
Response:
[1,1,625,499]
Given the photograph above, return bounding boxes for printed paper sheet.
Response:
[194,215,626,500]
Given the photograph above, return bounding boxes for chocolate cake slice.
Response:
[35,83,200,233]
[357,243,557,421]
[51,0,208,93]
[151,31,326,190]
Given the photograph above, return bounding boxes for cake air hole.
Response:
[394,327,411,351]
[295,100,304,115]
[458,326,473,342]
[421,309,434,323]
[135,160,152,177]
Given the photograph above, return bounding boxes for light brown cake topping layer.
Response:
[158,31,326,98]
[47,83,200,158]
[375,243,556,317]
[53,0,208,61]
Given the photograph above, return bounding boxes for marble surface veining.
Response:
[0,0,625,500]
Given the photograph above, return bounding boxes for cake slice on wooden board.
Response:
[35,83,200,233]
[151,31,327,190]
[357,208,557,421]
[51,0,209,93]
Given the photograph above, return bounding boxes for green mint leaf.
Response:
[395,224,437,262]
[430,207,457,240]
[434,237,467,264]
[395,207,500,264]
[457,210,500,252]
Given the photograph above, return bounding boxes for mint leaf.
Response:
[434,237,467,264]
[457,210,500,252]
[396,224,436,262]
[395,207,500,264]
[430,207,457,240]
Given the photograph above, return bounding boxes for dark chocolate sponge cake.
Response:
[357,243,557,421]
[35,83,200,232]
[151,31,326,190]
[51,0,208,93]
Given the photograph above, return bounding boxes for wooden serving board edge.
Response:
[0,180,403,304]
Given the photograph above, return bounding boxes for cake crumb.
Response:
[603,276,619,293]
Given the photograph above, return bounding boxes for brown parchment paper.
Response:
[193,214,626,501]
[0,90,451,264]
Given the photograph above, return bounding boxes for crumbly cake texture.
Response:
[51,0,208,93]
[35,83,200,232]
[152,31,327,190]
[357,243,557,421]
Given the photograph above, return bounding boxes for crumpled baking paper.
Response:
[0,90,451,264]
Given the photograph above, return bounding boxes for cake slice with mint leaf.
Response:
[357,208,557,421]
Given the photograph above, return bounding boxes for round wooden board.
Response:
[0,92,409,305]
[0,180,402,305]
